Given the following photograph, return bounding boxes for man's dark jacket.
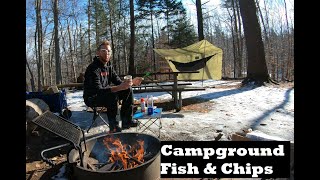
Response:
[83,56,122,101]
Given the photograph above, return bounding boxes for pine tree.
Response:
[170,14,197,48]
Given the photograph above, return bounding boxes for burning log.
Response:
[143,152,153,161]
[128,154,143,165]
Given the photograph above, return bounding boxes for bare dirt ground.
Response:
[26,132,70,180]
[26,81,294,180]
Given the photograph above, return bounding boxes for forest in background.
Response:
[26,0,294,91]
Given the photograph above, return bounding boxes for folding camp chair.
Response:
[86,107,109,133]
[86,101,122,133]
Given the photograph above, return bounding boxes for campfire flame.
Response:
[103,136,145,170]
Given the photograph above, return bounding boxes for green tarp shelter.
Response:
[154,40,223,80]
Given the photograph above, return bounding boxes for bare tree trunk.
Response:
[26,60,36,92]
[123,18,127,72]
[67,20,77,82]
[36,0,43,91]
[196,0,204,41]
[39,0,46,86]
[73,19,80,78]
[87,0,93,62]
[166,11,170,44]
[231,0,240,78]
[239,0,270,85]
[79,23,84,73]
[128,0,135,75]
[50,41,54,85]
[48,31,54,86]
[94,0,99,48]
[121,0,128,75]
[256,0,274,80]
[227,9,237,78]
[34,30,39,88]
[107,0,117,73]
[60,27,69,83]
[283,0,293,81]
[54,0,62,84]
[234,0,243,77]
[117,0,121,74]
[150,7,156,73]
[278,22,285,81]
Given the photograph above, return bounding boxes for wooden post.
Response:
[173,74,178,110]
[177,91,182,112]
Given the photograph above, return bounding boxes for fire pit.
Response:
[68,132,161,180]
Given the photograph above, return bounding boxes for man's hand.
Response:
[121,80,132,89]
[132,77,143,86]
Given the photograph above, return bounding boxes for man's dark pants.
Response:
[84,88,134,130]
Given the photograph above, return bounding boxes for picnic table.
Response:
[42,71,206,111]
[131,71,206,111]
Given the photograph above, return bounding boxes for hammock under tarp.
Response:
[154,40,223,80]
[168,54,217,71]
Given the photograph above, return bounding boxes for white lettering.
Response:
[184,148,203,157]
[227,148,237,156]
[216,148,228,159]
[203,163,217,174]
[160,163,199,174]
[202,148,215,159]
[260,148,272,156]
[264,166,273,174]
[221,163,233,174]
[160,163,171,174]
[173,148,185,156]
[273,145,285,156]
[251,166,264,177]
[161,145,172,156]
[237,148,247,156]
[233,163,245,174]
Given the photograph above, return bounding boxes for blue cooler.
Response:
[26,89,72,119]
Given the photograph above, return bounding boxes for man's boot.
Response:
[108,117,122,133]
[121,111,138,129]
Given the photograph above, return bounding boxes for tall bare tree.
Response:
[67,20,77,83]
[128,0,135,75]
[196,0,204,41]
[26,59,36,91]
[54,0,62,84]
[48,32,55,85]
[36,0,43,91]
[107,0,117,72]
[232,0,243,77]
[239,0,271,85]
[87,0,93,62]
[256,0,274,78]
[283,0,293,81]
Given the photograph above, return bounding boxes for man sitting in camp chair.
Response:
[83,40,143,133]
